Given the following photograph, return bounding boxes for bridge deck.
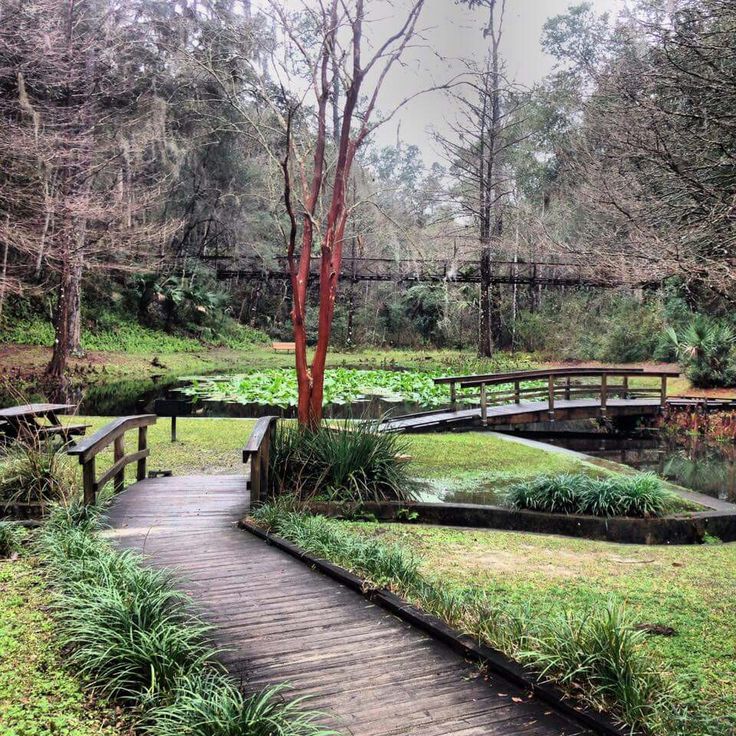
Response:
[382,398,663,432]
[104,475,593,736]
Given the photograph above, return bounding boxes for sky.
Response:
[370,0,627,162]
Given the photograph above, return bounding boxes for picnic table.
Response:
[0,403,90,442]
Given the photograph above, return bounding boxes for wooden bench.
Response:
[272,341,296,353]
[37,423,91,439]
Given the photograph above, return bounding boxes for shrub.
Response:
[504,473,675,517]
[667,315,736,388]
[0,520,27,557]
[0,439,78,513]
[269,420,417,504]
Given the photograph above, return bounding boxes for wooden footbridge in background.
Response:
[68,415,598,736]
[381,367,682,433]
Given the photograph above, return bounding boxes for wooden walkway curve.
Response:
[104,475,594,736]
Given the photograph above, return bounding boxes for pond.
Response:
[518,430,736,503]
[81,368,459,419]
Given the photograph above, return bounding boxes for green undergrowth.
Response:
[250,503,702,735]
[0,557,124,736]
[1,316,268,355]
[350,523,736,736]
[34,504,336,736]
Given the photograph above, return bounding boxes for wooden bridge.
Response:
[216,255,651,288]
[381,367,681,432]
[67,417,599,736]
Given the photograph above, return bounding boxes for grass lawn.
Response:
[0,558,123,736]
[352,522,736,730]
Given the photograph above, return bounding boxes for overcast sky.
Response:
[370,0,627,162]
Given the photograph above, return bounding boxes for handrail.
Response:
[457,368,679,389]
[433,368,680,424]
[243,416,278,506]
[68,414,156,506]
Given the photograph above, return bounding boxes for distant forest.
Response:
[0,0,733,376]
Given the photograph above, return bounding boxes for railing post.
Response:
[137,426,148,481]
[480,383,488,425]
[113,435,125,494]
[622,375,629,398]
[564,377,571,401]
[514,380,520,404]
[600,373,608,418]
[82,458,96,507]
[661,375,668,407]
[260,420,274,504]
[450,381,457,410]
[548,375,555,420]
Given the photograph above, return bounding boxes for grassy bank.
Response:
[350,522,736,734]
[0,557,123,736]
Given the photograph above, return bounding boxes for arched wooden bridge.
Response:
[381,367,682,432]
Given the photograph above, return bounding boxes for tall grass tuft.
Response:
[0,437,78,514]
[505,473,675,518]
[269,420,417,505]
[149,674,335,736]
[0,520,27,557]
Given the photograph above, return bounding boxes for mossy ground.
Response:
[0,558,125,736]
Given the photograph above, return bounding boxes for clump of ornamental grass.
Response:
[0,519,27,557]
[36,507,334,735]
[148,674,336,736]
[269,419,417,505]
[0,438,78,512]
[251,503,681,734]
[251,503,421,591]
[505,473,676,518]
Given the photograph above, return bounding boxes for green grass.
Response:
[351,523,736,735]
[0,558,123,736]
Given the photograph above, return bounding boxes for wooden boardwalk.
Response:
[104,475,594,736]
[381,398,663,433]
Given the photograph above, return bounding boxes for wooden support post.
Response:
[564,377,571,401]
[171,415,177,442]
[600,373,608,418]
[661,376,668,407]
[622,375,629,398]
[137,426,148,481]
[82,458,96,506]
[450,382,457,410]
[113,435,125,494]
[480,383,488,425]
[548,376,555,420]
[514,380,520,404]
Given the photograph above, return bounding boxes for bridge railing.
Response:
[243,416,278,506]
[68,414,157,506]
[435,368,680,424]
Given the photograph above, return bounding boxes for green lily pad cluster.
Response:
[179,368,459,409]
